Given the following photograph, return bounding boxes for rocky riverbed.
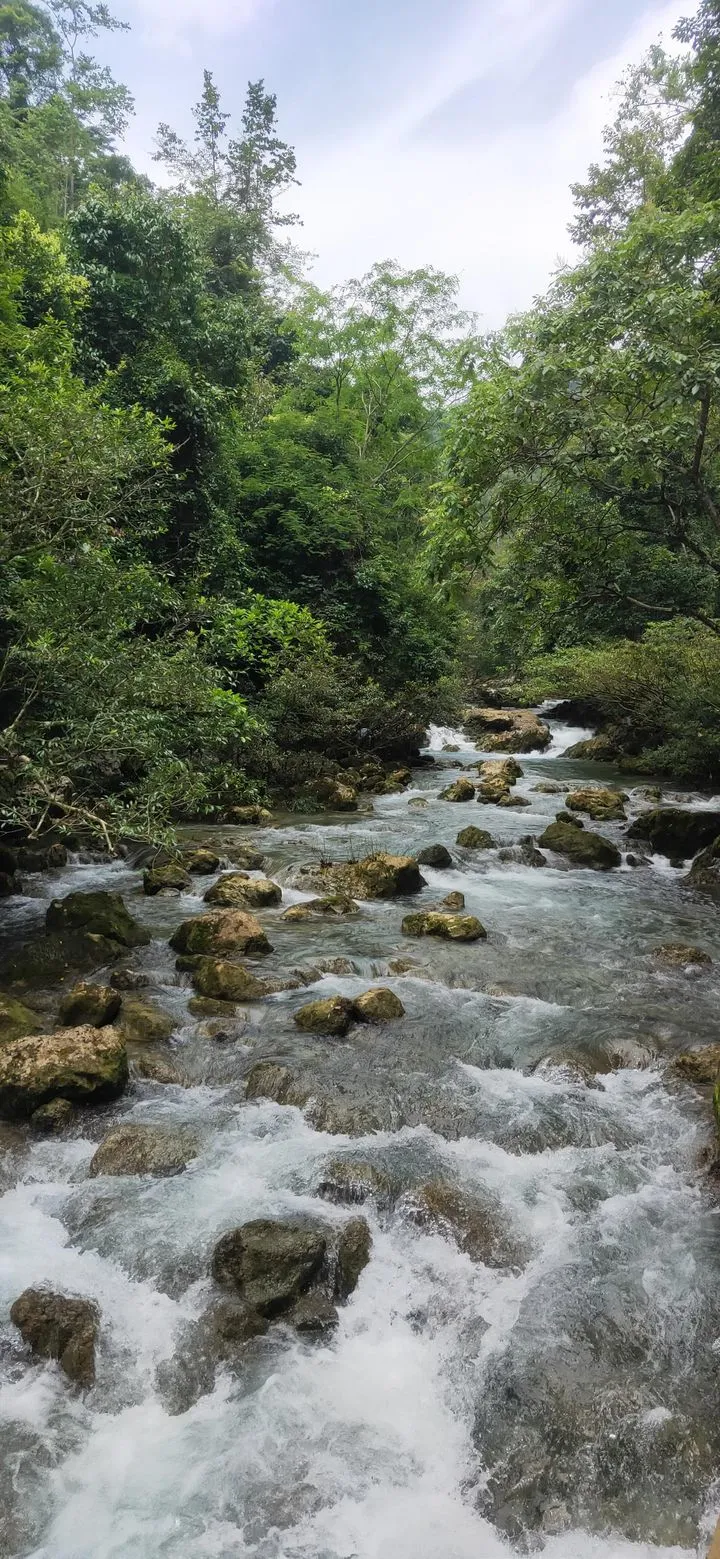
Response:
[2,713,720,1558]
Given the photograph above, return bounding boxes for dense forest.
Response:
[3,0,720,853]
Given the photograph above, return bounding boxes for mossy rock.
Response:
[564,735,618,760]
[46,891,150,949]
[456,826,494,850]
[566,787,627,823]
[538,822,621,870]
[627,807,720,860]
[440,779,476,802]
[89,1123,198,1178]
[225,805,272,825]
[654,943,712,970]
[204,874,282,909]
[317,1158,393,1206]
[58,982,121,1028]
[335,1216,372,1298]
[416,844,453,868]
[352,988,405,1022]
[282,894,359,922]
[294,996,355,1036]
[143,864,192,895]
[212,1219,327,1317]
[117,997,176,1045]
[0,992,43,1045]
[245,1061,310,1107]
[0,1024,128,1117]
[191,958,271,1003]
[402,910,487,942]
[170,909,271,958]
[294,853,424,901]
[11,1288,98,1386]
[684,837,720,900]
[478,758,523,785]
[674,1046,720,1085]
[182,848,221,874]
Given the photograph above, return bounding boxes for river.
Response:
[2,716,720,1559]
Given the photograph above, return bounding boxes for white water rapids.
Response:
[1,717,720,1559]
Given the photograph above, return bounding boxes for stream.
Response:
[2,716,720,1559]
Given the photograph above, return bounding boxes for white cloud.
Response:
[295,0,693,323]
[131,0,270,44]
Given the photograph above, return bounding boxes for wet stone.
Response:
[171,909,272,959]
[0,1025,128,1118]
[204,874,282,909]
[352,988,405,1023]
[46,890,150,949]
[116,997,175,1046]
[294,996,355,1037]
[456,827,494,850]
[416,844,453,868]
[30,1097,75,1133]
[335,1216,372,1298]
[440,779,476,802]
[211,1220,327,1317]
[11,1288,98,1386]
[654,943,712,970]
[402,910,487,942]
[88,1123,198,1178]
[58,981,121,1028]
[143,864,192,895]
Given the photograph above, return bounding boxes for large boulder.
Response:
[0,992,43,1045]
[566,786,627,822]
[294,997,355,1037]
[293,853,424,901]
[476,776,511,804]
[225,805,272,825]
[88,1124,198,1178]
[478,758,523,785]
[245,1061,310,1107]
[440,779,476,802]
[211,1220,327,1317]
[564,734,618,760]
[116,996,175,1045]
[11,1288,98,1385]
[685,837,720,900]
[416,844,453,868]
[143,864,192,895]
[204,873,282,909]
[402,910,487,942]
[465,708,551,754]
[456,826,495,850]
[352,988,405,1023]
[673,1045,720,1085]
[170,909,271,958]
[538,821,621,870]
[223,844,265,870]
[626,807,720,860]
[0,1025,128,1118]
[191,959,271,1003]
[46,891,150,949]
[58,982,121,1028]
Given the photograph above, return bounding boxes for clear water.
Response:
[2,720,720,1559]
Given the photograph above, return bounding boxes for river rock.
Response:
[564,734,618,760]
[288,1292,339,1334]
[498,838,548,869]
[335,1217,372,1298]
[627,807,720,859]
[143,864,192,895]
[440,779,476,802]
[566,787,627,822]
[282,894,359,922]
[170,910,271,958]
[293,853,424,901]
[673,1046,720,1084]
[497,794,531,809]
[538,822,621,870]
[0,1025,128,1117]
[116,996,175,1045]
[322,783,359,811]
[46,891,150,949]
[204,874,282,909]
[417,844,453,868]
[192,959,271,1002]
[109,968,150,991]
[245,1061,310,1107]
[477,776,511,804]
[478,758,523,785]
[456,826,495,850]
[31,1097,75,1133]
[223,844,265,870]
[182,848,221,874]
[317,1158,393,1205]
[130,1052,191,1087]
[10,1288,99,1386]
[58,982,121,1028]
[443,891,466,909]
[555,810,584,828]
[294,997,355,1036]
[225,805,272,825]
[211,1220,327,1317]
[408,1181,524,1268]
[315,956,359,976]
[532,782,562,794]
[88,1123,198,1178]
[0,992,43,1045]
[402,910,487,942]
[465,709,551,754]
[684,837,720,900]
[653,943,712,970]
[352,988,405,1022]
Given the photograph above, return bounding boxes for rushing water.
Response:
[2,719,720,1559]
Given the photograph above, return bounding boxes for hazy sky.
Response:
[105,0,694,324]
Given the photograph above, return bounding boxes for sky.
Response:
[103,0,695,326]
